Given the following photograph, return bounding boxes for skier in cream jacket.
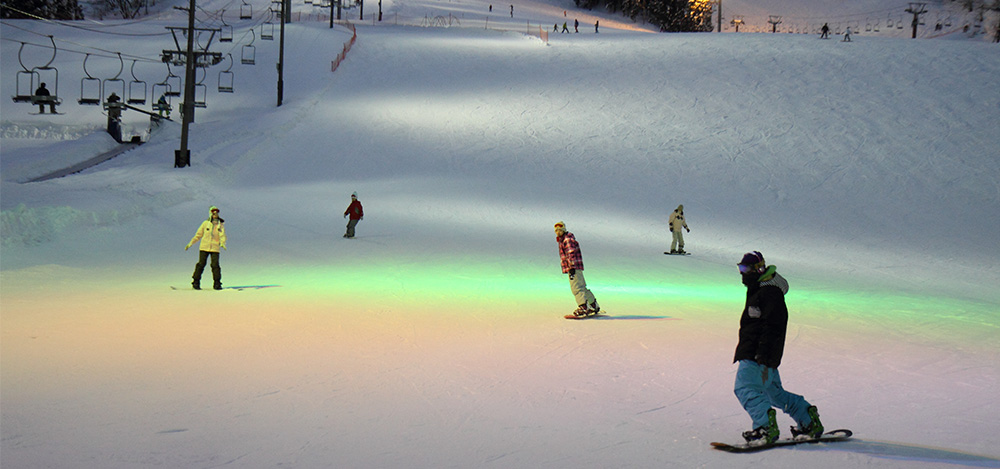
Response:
[186,205,227,290]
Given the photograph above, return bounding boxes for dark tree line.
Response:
[2,0,84,19]
[574,0,714,32]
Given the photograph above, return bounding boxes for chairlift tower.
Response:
[175,0,197,168]
[276,0,286,106]
[905,2,928,38]
[768,15,782,33]
[162,27,223,68]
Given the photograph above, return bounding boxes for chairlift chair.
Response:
[261,9,275,40]
[104,77,126,105]
[13,68,39,103]
[242,30,257,65]
[13,38,63,109]
[127,60,147,105]
[30,66,62,110]
[13,42,40,103]
[152,82,171,103]
[220,10,234,42]
[79,54,102,105]
[162,63,182,97]
[240,0,253,19]
[193,68,208,108]
[152,81,172,116]
[102,53,126,107]
[218,54,234,93]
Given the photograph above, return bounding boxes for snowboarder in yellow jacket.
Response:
[186,205,227,290]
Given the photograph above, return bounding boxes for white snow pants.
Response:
[569,270,596,307]
[671,230,685,251]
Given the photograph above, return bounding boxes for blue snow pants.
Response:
[734,359,813,430]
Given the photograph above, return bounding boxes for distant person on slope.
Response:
[343,192,364,238]
[554,222,600,317]
[843,26,852,42]
[667,204,690,254]
[185,206,227,290]
[732,251,824,446]
[820,23,830,39]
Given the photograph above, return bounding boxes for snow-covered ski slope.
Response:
[2,0,999,466]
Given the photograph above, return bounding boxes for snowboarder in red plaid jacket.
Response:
[554,221,599,316]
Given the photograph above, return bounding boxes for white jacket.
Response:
[668,205,688,231]
[189,219,226,252]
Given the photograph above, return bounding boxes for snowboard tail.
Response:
[711,429,852,453]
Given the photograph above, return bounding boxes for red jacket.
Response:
[344,199,363,220]
[557,232,584,273]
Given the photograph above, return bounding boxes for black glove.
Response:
[686,227,690,233]
[568,268,576,278]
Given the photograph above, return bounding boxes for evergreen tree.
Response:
[2,0,84,19]
[577,0,712,32]
[647,0,713,32]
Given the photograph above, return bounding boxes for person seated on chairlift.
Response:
[34,83,56,114]
[156,94,172,117]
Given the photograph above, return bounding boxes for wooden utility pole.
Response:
[717,0,722,33]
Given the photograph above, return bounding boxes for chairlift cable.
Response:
[775,2,913,22]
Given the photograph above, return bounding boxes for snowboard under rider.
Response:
[732,251,823,446]
[668,204,690,254]
[554,222,599,317]
[343,192,364,238]
[185,205,227,290]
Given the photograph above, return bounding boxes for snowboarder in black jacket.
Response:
[732,251,823,446]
